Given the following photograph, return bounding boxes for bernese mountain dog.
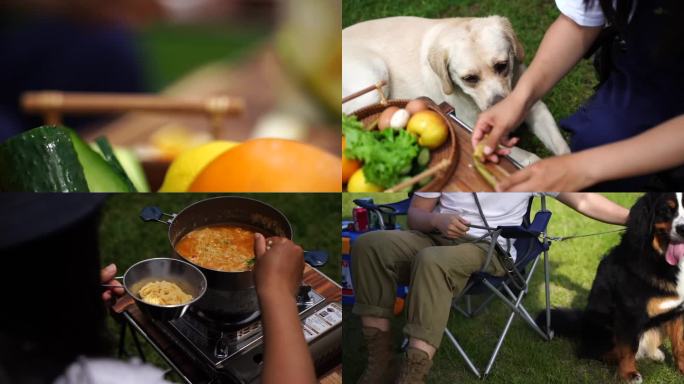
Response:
[537,192,684,383]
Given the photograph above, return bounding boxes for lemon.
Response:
[159,141,239,192]
[346,168,383,192]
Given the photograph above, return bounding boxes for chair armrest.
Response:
[498,211,552,239]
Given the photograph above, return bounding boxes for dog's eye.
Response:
[461,75,479,84]
[494,61,508,73]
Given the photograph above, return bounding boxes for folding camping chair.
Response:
[444,194,554,379]
[349,194,554,378]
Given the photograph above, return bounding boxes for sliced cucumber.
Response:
[112,146,150,192]
[90,142,150,192]
[67,130,132,192]
[94,137,137,192]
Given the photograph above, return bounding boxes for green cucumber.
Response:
[0,125,132,192]
[0,126,89,192]
[417,148,430,167]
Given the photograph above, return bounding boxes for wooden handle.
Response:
[21,91,245,138]
[112,294,136,314]
[342,80,388,105]
[22,91,245,115]
[384,159,451,192]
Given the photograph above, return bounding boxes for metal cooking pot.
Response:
[140,196,294,323]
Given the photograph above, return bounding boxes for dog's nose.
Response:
[489,94,504,106]
[677,224,684,236]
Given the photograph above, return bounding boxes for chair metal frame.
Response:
[443,195,554,379]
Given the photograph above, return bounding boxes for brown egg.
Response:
[405,99,429,115]
[378,106,399,130]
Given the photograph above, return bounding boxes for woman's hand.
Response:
[430,213,470,239]
[100,263,124,302]
[472,92,526,162]
[253,234,304,299]
[496,154,594,191]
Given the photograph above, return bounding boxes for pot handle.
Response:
[139,206,176,225]
[304,251,328,267]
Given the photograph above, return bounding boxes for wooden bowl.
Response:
[350,97,459,192]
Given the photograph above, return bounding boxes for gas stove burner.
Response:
[162,285,327,371]
[191,308,261,332]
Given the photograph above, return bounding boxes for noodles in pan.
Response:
[139,280,193,305]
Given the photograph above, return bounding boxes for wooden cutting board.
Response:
[435,102,519,192]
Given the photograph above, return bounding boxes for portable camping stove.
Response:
[120,267,342,384]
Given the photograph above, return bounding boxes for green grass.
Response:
[343,0,598,157]
[342,193,684,384]
[139,23,268,91]
[97,193,340,381]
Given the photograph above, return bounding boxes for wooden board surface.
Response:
[442,120,518,191]
[119,264,341,383]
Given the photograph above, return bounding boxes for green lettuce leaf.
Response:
[343,114,420,188]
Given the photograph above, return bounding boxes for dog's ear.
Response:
[498,17,525,63]
[428,46,454,95]
[626,193,657,253]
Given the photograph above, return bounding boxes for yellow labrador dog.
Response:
[343,16,571,160]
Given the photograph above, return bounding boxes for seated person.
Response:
[352,192,629,384]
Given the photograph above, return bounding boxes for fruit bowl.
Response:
[349,97,459,192]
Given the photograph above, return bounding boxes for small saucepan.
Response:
[121,257,207,321]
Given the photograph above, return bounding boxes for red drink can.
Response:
[353,207,369,232]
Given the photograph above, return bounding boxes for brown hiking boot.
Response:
[396,347,433,384]
[357,327,396,384]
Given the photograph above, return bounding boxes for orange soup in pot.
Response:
[175,225,255,272]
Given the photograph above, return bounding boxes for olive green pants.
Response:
[351,230,506,348]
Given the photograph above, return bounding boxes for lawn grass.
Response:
[139,23,269,91]
[97,193,340,381]
[342,0,598,157]
[342,193,684,384]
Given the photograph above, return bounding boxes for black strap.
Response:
[471,193,525,290]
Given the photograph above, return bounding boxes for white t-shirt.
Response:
[555,0,638,27]
[413,193,558,260]
[54,357,172,384]
[555,0,605,26]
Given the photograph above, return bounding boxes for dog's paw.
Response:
[677,361,684,375]
[650,348,666,362]
[638,347,666,362]
[626,372,643,384]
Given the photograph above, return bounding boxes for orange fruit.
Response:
[188,138,341,192]
[342,136,361,183]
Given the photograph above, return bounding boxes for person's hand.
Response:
[430,214,470,239]
[101,263,124,302]
[253,234,304,299]
[496,154,594,191]
[472,94,526,163]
